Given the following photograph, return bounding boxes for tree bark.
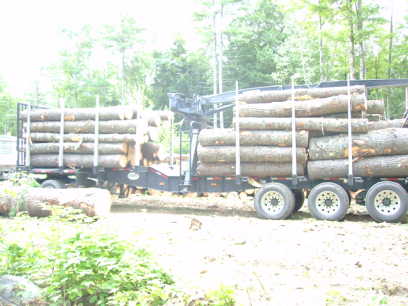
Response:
[239,94,366,117]
[30,133,148,143]
[0,187,111,217]
[309,128,408,160]
[367,99,384,114]
[21,106,134,121]
[30,142,128,154]
[308,155,408,179]
[30,154,128,168]
[323,112,365,119]
[141,142,163,161]
[238,86,365,103]
[197,146,307,164]
[368,119,404,131]
[197,162,305,177]
[29,120,147,134]
[238,117,368,133]
[198,129,309,147]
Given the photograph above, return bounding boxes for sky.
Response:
[0,0,407,97]
[0,0,200,96]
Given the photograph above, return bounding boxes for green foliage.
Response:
[46,206,98,224]
[0,79,18,135]
[8,172,40,188]
[45,232,176,305]
[224,0,287,89]
[0,173,39,217]
[205,285,236,306]
[150,38,212,109]
[0,241,43,277]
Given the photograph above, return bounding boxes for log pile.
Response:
[23,106,172,168]
[197,85,408,179]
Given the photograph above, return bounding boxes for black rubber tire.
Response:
[294,190,305,212]
[365,181,408,223]
[254,183,295,220]
[308,182,349,221]
[41,179,65,189]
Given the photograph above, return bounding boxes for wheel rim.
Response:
[315,191,341,216]
[261,191,285,215]
[374,189,400,216]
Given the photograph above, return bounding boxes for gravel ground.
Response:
[101,194,408,306]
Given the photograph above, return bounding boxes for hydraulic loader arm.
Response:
[168,78,408,121]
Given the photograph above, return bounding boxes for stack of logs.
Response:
[196,85,408,179]
[22,106,172,168]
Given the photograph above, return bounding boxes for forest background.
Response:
[0,0,407,134]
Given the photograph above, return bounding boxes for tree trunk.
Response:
[30,133,148,143]
[197,146,307,164]
[239,95,366,117]
[238,86,365,103]
[30,142,128,154]
[197,162,305,177]
[348,0,357,80]
[307,155,408,179]
[368,119,405,131]
[323,112,365,119]
[29,120,147,134]
[156,110,173,121]
[356,0,366,80]
[0,188,111,217]
[141,142,163,161]
[199,129,309,147]
[30,154,128,168]
[309,128,408,160]
[21,106,134,121]
[238,117,368,133]
[367,99,384,114]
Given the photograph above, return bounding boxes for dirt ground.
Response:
[100,194,408,306]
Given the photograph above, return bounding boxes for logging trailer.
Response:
[16,78,408,222]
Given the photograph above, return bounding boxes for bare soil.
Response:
[101,194,408,305]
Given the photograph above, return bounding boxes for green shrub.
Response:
[45,232,177,305]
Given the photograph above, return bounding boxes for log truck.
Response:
[16,78,408,222]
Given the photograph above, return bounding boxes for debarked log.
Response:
[30,142,128,154]
[237,117,369,133]
[0,187,111,217]
[239,94,366,117]
[30,133,147,143]
[307,155,408,179]
[368,119,405,130]
[197,146,307,164]
[29,120,147,134]
[198,129,309,147]
[30,154,128,168]
[21,106,134,121]
[367,99,384,114]
[197,162,305,177]
[238,86,365,103]
[309,128,408,160]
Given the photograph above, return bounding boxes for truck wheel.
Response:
[308,182,349,221]
[365,181,408,222]
[294,190,305,212]
[41,179,65,189]
[254,183,295,219]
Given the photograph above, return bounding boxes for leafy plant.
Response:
[45,232,177,305]
[0,238,44,277]
[46,206,98,224]
[205,285,236,306]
